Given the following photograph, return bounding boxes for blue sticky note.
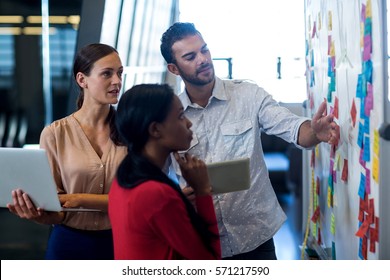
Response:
[358,173,366,199]
[327,87,333,102]
[356,74,363,98]
[357,122,364,148]
[332,242,336,260]
[365,17,372,35]
[310,70,315,86]
[360,97,366,118]
[364,116,370,134]
[358,237,363,260]
[363,136,370,162]
[364,60,373,83]
[329,74,336,91]
[306,40,309,56]
[328,57,332,76]
[311,49,314,67]
[328,173,333,192]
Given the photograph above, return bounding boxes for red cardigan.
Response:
[108,179,221,260]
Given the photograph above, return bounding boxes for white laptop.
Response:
[207,158,251,194]
[0,147,100,212]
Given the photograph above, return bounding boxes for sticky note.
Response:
[364,60,373,83]
[356,74,363,98]
[359,145,366,167]
[328,10,332,30]
[369,230,376,253]
[363,34,372,61]
[355,219,369,238]
[334,153,341,171]
[368,198,374,224]
[358,173,366,199]
[361,4,366,22]
[311,205,320,223]
[316,177,320,195]
[361,97,366,119]
[373,129,380,156]
[363,136,370,162]
[331,213,336,235]
[373,155,379,183]
[366,0,372,18]
[362,236,368,260]
[359,198,364,222]
[364,116,370,134]
[341,159,348,182]
[365,168,371,194]
[350,99,357,127]
[357,122,364,148]
[334,96,339,119]
[365,83,374,116]
[318,12,322,30]
[332,242,336,260]
[312,21,317,38]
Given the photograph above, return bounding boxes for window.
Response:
[179,0,306,103]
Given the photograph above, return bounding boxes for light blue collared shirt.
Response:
[171,77,308,257]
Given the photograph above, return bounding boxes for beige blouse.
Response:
[39,114,127,230]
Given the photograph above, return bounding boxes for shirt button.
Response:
[100,183,103,188]
[100,164,104,168]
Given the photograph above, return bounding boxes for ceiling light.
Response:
[0,16,24,24]
[26,16,68,24]
[0,27,22,35]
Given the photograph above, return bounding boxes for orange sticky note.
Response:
[334,96,339,119]
[350,99,357,127]
[341,159,348,181]
[356,219,370,238]
[311,205,321,223]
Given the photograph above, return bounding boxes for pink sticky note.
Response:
[365,83,374,116]
[363,35,372,61]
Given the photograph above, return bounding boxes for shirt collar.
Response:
[179,77,229,110]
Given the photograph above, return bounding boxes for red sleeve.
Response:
[146,184,221,259]
[195,195,221,259]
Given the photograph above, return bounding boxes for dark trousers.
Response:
[223,238,277,260]
[45,224,114,260]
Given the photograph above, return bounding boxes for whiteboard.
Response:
[303,0,388,259]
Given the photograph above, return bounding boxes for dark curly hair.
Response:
[160,22,202,64]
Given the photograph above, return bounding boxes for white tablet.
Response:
[0,147,100,212]
[207,158,251,194]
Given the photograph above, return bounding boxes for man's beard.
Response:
[178,64,215,86]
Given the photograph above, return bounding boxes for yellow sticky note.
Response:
[360,22,364,47]
[373,155,379,183]
[331,213,336,235]
[328,11,332,31]
[334,153,341,171]
[327,186,332,208]
[373,129,380,156]
[330,41,335,56]
[318,12,322,30]
[366,0,372,18]
[312,222,317,237]
[315,145,319,158]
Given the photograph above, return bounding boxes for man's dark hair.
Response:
[160,22,202,64]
